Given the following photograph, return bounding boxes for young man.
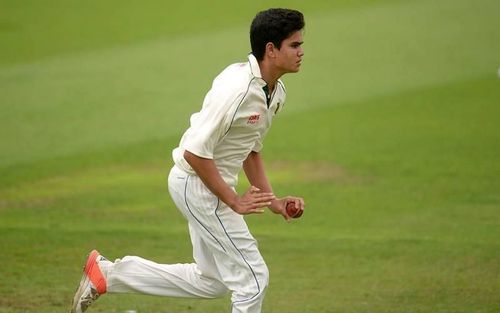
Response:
[71,8,305,313]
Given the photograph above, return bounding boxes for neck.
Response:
[258,59,282,91]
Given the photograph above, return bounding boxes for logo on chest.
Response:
[247,114,261,124]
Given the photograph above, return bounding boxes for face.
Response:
[273,30,304,74]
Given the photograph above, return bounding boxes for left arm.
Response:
[243,151,305,220]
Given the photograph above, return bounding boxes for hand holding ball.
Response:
[286,201,303,218]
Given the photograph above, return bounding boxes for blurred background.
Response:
[1,0,499,312]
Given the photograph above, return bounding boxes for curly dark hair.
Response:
[250,8,305,61]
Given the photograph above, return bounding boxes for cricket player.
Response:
[71,8,305,313]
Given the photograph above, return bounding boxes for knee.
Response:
[195,267,229,298]
[231,263,269,310]
[246,261,269,299]
[258,263,269,290]
[211,282,230,298]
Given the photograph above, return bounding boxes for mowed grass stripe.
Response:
[0,80,499,311]
[1,0,499,169]
[1,74,498,242]
[0,0,400,65]
[1,0,499,312]
[254,73,500,243]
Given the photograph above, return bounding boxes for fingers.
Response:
[249,186,261,193]
[235,203,266,215]
[283,211,292,222]
[249,194,275,210]
[233,186,276,215]
[282,196,305,220]
[245,186,275,204]
[288,197,305,210]
[238,188,306,219]
[247,207,265,214]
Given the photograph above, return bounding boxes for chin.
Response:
[282,65,301,74]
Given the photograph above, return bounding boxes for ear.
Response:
[265,42,277,59]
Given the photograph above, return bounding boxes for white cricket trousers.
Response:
[105,165,269,313]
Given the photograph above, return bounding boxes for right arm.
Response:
[184,150,275,215]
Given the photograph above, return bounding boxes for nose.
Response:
[298,46,304,57]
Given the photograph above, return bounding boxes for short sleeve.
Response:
[182,85,244,159]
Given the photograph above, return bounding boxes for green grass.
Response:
[1,0,500,312]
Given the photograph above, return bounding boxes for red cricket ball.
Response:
[286,201,303,218]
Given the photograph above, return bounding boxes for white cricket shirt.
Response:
[172,54,286,187]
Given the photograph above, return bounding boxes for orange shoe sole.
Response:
[84,250,107,294]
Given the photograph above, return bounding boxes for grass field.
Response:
[1,0,499,312]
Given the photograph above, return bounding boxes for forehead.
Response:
[284,30,304,43]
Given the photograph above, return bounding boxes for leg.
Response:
[104,166,231,299]
[71,238,229,313]
[73,165,268,313]
[211,203,269,313]
[106,255,228,298]
[168,166,269,313]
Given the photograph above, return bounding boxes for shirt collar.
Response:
[248,53,262,79]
